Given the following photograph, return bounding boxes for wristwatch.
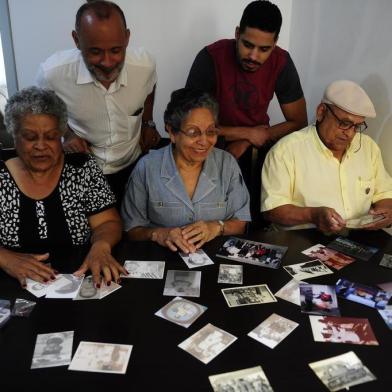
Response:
[142,120,156,129]
[218,220,225,236]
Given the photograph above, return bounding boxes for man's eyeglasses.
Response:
[177,126,220,139]
[325,105,367,133]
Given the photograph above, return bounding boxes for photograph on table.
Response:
[163,270,201,297]
[308,351,376,392]
[302,244,355,270]
[379,253,392,269]
[222,284,276,308]
[336,278,391,310]
[309,316,378,345]
[300,284,340,316]
[122,260,165,279]
[378,309,392,330]
[327,237,378,261]
[155,297,207,328]
[179,249,214,269]
[217,264,243,284]
[99,281,121,299]
[69,341,132,374]
[45,274,84,299]
[31,331,74,369]
[248,313,298,349]
[275,279,307,306]
[209,366,274,392]
[283,260,333,281]
[178,323,237,364]
[0,300,11,328]
[74,276,100,300]
[25,277,56,298]
[216,237,287,269]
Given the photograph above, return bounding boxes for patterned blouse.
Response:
[0,153,116,253]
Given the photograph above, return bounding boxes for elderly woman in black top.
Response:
[0,87,126,287]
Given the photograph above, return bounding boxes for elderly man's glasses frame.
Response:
[325,104,367,133]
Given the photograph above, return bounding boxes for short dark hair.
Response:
[164,88,218,132]
[75,1,127,33]
[239,1,282,38]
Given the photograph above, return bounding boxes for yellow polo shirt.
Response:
[261,125,392,229]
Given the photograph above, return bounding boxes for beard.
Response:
[85,61,124,84]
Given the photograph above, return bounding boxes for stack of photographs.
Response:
[178,323,237,364]
[222,284,277,308]
[327,237,378,261]
[121,260,165,279]
[209,366,274,392]
[248,313,298,349]
[309,316,378,345]
[155,297,207,328]
[163,270,201,297]
[216,237,287,269]
[302,244,355,270]
[283,260,333,280]
[308,351,376,391]
[299,284,340,316]
[336,278,391,310]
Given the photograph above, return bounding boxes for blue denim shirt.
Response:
[121,144,251,230]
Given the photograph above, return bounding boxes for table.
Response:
[0,229,391,391]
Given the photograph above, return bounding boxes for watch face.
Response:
[144,120,156,128]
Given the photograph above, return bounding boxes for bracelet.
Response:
[218,220,225,236]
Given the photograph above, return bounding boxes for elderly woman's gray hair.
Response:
[164,88,218,132]
[4,86,68,137]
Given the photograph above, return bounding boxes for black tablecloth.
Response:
[0,229,391,391]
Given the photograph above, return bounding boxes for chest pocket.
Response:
[198,201,227,221]
[148,201,185,227]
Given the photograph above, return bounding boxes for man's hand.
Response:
[181,220,221,249]
[226,140,251,160]
[247,125,270,148]
[152,227,196,253]
[63,132,90,153]
[73,241,127,288]
[311,207,346,233]
[0,249,55,287]
[140,125,161,153]
[361,207,392,230]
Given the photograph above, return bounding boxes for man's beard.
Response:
[86,61,124,83]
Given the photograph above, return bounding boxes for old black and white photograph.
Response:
[74,276,101,300]
[0,300,11,327]
[163,270,201,297]
[31,331,74,369]
[122,260,165,279]
[379,253,392,269]
[45,274,84,299]
[222,284,276,307]
[179,249,214,269]
[274,279,306,306]
[155,297,207,328]
[216,237,287,269]
[283,260,333,281]
[218,264,243,284]
[178,323,237,364]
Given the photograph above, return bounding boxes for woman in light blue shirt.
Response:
[121,88,251,253]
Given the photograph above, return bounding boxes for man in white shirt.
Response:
[36,1,159,204]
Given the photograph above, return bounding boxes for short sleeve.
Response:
[275,53,304,104]
[121,159,151,231]
[225,155,251,221]
[82,156,116,215]
[261,144,294,211]
[185,48,216,94]
[371,143,392,203]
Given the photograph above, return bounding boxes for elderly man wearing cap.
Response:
[261,80,392,232]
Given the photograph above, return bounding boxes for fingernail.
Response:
[51,275,56,280]
[117,279,121,284]
[54,270,59,275]
[44,278,48,283]
[22,284,27,289]
[96,283,101,289]
[107,281,111,286]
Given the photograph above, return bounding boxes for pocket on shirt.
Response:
[199,201,227,220]
[125,113,143,142]
[148,200,185,226]
[357,177,375,203]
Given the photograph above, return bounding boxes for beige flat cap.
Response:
[322,80,376,118]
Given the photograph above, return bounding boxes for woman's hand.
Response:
[0,248,56,287]
[74,241,127,288]
[181,220,221,249]
[152,227,196,253]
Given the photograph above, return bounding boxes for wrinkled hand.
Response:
[226,140,251,160]
[73,241,127,287]
[63,132,90,153]
[0,249,55,287]
[311,207,346,233]
[248,125,270,148]
[152,227,196,253]
[181,220,221,249]
[361,207,392,230]
[140,126,161,153]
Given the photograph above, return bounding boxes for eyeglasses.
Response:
[325,105,367,133]
[177,126,220,139]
